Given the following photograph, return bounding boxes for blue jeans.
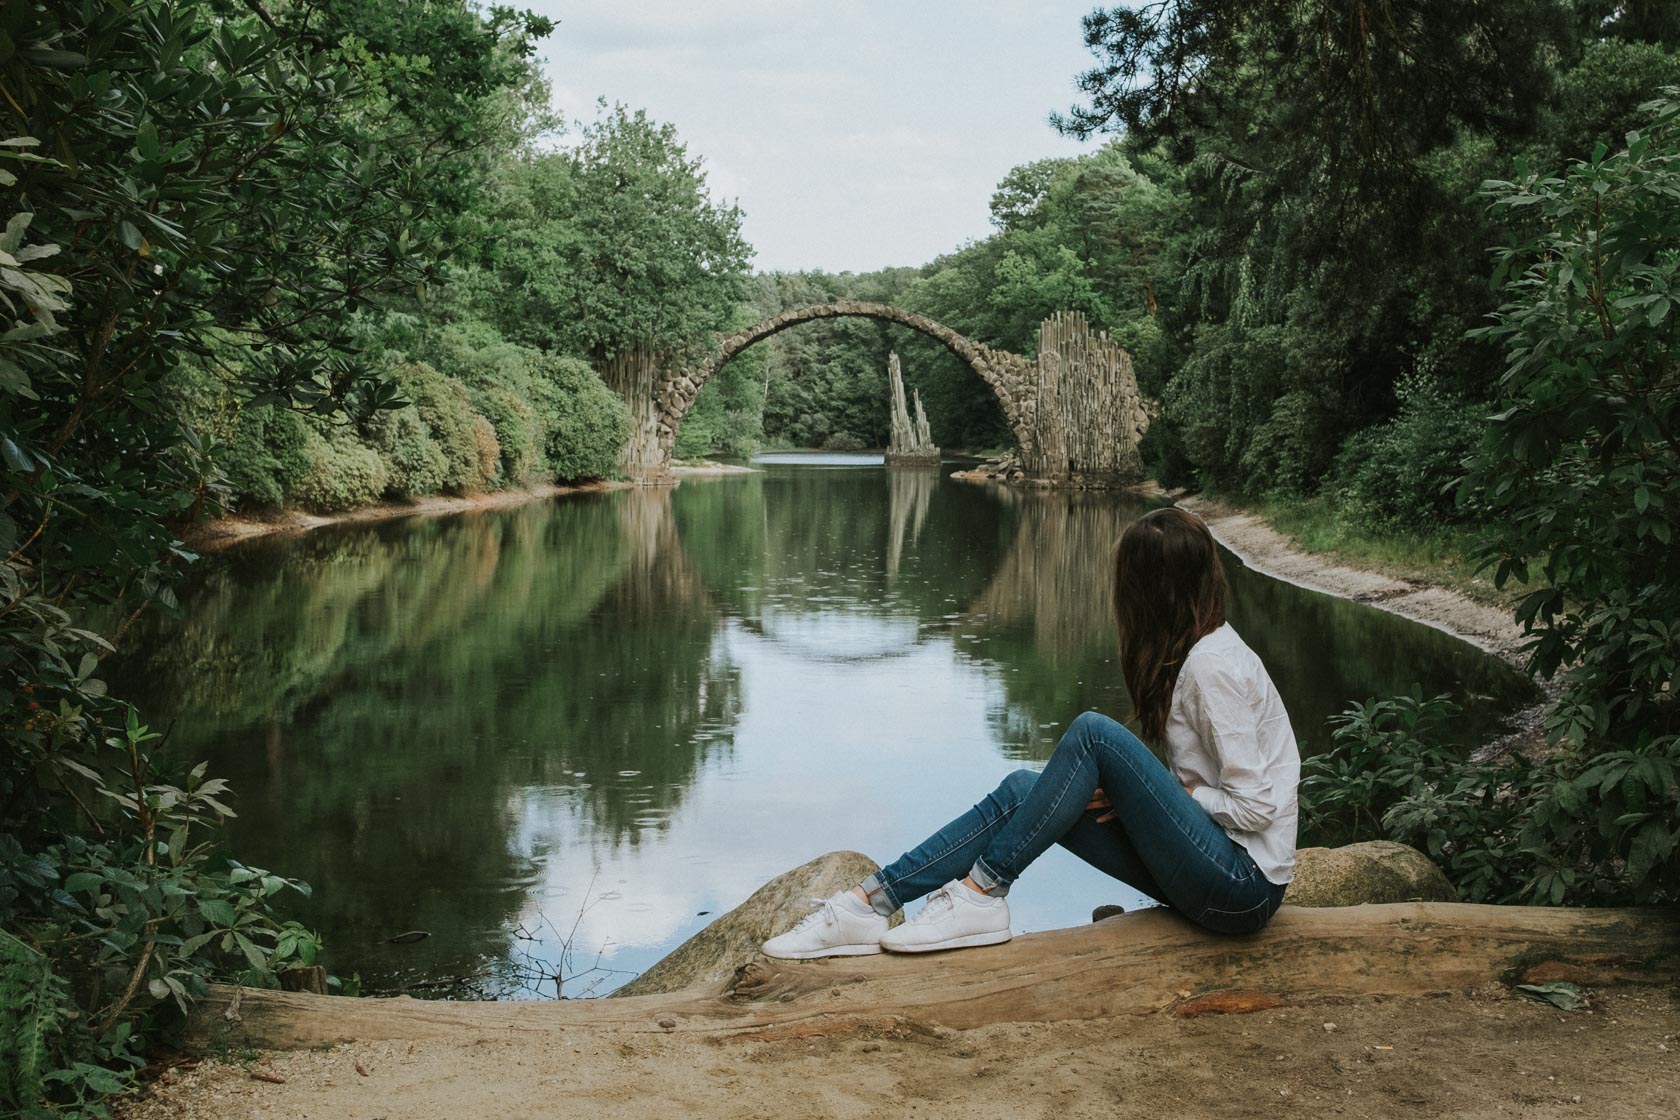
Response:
[862,711,1287,934]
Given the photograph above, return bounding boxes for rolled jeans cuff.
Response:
[859,873,900,918]
[968,858,1010,898]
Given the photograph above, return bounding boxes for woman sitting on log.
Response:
[764,507,1300,957]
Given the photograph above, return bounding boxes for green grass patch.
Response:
[1226,493,1519,609]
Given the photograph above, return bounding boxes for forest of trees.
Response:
[703,1,1680,541]
[3,0,1678,1113]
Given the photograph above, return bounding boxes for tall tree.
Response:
[1054,1,1568,491]
[471,105,752,363]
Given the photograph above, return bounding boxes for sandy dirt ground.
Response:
[122,984,1676,1120]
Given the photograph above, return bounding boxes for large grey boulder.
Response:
[1286,840,1459,907]
[614,850,893,997]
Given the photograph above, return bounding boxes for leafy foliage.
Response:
[1333,375,1487,531]
[1302,692,1678,906]
[1301,689,1467,848]
[2,0,433,608]
[1036,0,1679,519]
[1,565,323,1115]
[461,105,752,363]
[1466,92,1680,749]
[1299,94,1680,914]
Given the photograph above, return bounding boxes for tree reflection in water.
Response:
[118,491,741,994]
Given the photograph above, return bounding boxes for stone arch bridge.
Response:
[600,301,1149,486]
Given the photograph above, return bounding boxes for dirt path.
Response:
[1177,495,1526,667]
[124,985,1677,1120]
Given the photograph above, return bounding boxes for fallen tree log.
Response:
[187,902,1680,1051]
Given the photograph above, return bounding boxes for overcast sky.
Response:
[527,2,1106,274]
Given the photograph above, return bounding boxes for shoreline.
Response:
[1175,493,1527,668]
[183,463,757,552]
[945,473,1526,668]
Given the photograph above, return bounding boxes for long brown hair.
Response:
[1112,507,1228,741]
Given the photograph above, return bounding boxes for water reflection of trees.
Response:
[967,489,1151,661]
[118,490,740,987]
[1224,560,1535,752]
[959,489,1147,761]
[675,468,1006,631]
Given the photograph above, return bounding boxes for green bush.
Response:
[221,414,286,508]
[391,361,490,493]
[265,409,316,501]
[470,386,542,487]
[292,425,390,512]
[1300,688,1465,846]
[1467,93,1680,749]
[822,431,867,452]
[368,405,449,498]
[155,360,308,513]
[426,322,626,484]
[1,583,323,1115]
[1237,388,1338,496]
[0,931,59,1114]
[1545,40,1680,164]
[1139,414,1198,490]
[527,355,630,481]
[218,406,314,510]
[1302,691,1679,906]
[1332,374,1485,530]
[471,415,501,489]
[1165,323,1309,490]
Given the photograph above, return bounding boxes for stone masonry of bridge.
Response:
[601,302,1149,486]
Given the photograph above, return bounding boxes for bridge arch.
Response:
[606,302,1036,481]
[603,304,1146,486]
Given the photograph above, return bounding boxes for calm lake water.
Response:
[116,455,1532,997]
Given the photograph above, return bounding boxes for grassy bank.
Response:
[1195,491,1518,611]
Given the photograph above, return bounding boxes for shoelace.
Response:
[790,896,840,933]
[913,885,956,922]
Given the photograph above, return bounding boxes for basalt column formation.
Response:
[885,352,940,467]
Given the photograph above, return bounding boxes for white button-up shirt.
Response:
[1163,623,1301,883]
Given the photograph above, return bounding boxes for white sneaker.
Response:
[879,880,1011,953]
[762,891,888,959]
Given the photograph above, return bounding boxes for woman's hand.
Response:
[1089,782,1200,822]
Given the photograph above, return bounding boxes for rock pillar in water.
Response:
[885,352,940,467]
